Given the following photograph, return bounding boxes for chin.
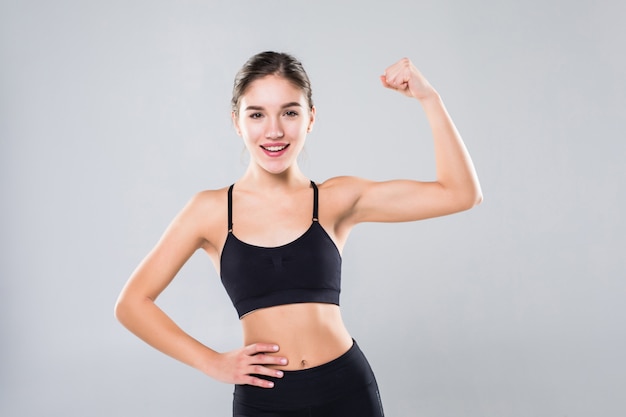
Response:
[264,160,298,175]
[263,166,290,175]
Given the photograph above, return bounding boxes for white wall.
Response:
[1,1,625,416]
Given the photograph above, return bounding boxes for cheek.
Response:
[288,121,309,135]
[239,122,260,139]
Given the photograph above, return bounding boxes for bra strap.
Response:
[227,184,234,232]
[310,180,319,221]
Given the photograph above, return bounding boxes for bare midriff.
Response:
[241,303,353,370]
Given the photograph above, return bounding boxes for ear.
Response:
[231,111,242,136]
[307,106,316,133]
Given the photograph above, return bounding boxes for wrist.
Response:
[194,347,221,377]
[416,88,441,105]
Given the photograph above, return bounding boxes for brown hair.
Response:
[231,51,313,115]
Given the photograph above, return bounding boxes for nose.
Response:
[265,117,284,139]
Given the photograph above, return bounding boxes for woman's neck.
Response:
[238,164,310,191]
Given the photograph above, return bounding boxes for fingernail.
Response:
[268,381,274,388]
[280,358,287,365]
[272,345,279,351]
[276,371,283,377]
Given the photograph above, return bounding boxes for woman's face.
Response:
[233,75,315,175]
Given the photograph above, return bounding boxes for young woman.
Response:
[115,51,482,416]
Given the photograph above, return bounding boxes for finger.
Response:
[380,75,400,91]
[384,68,409,87]
[246,374,277,389]
[245,343,280,355]
[251,353,289,366]
[248,363,285,379]
[385,59,415,84]
[383,64,403,83]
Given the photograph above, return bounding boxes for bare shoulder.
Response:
[311,176,374,246]
[315,176,372,221]
[317,176,372,204]
[172,186,231,254]
[188,187,229,213]
[317,176,370,194]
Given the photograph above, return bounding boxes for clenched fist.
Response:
[380,58,437,101]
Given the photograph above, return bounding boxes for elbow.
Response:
[114,293,138,327]
[456,187,483,212]
[464,178,483,209]
[441,177,483,213]
[114,292,154,328]
[472,188,484,207]
[114,296,129,325]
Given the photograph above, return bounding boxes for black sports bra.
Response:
[220,181,342,318]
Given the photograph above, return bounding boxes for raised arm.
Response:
[342,58,482,225]
[114,191,286,388]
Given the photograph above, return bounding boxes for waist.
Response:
[234,339,377,410]
[241,303,352,370]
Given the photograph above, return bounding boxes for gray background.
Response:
[1,1,625,416]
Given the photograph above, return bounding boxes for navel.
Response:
[300,359,307,368]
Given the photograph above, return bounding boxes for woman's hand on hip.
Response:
[211,343,288,388]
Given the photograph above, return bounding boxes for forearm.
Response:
[115,296,218,376]
[419,92,482,206]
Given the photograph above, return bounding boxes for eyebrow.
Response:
[243,102,303,112]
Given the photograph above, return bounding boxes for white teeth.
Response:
[263,145,286,152]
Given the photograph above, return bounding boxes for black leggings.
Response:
[233,340,384,417]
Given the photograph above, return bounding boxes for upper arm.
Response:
[119,190,222,303]
[336,176,481,226]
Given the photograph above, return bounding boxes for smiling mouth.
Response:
[260,144,289,152]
